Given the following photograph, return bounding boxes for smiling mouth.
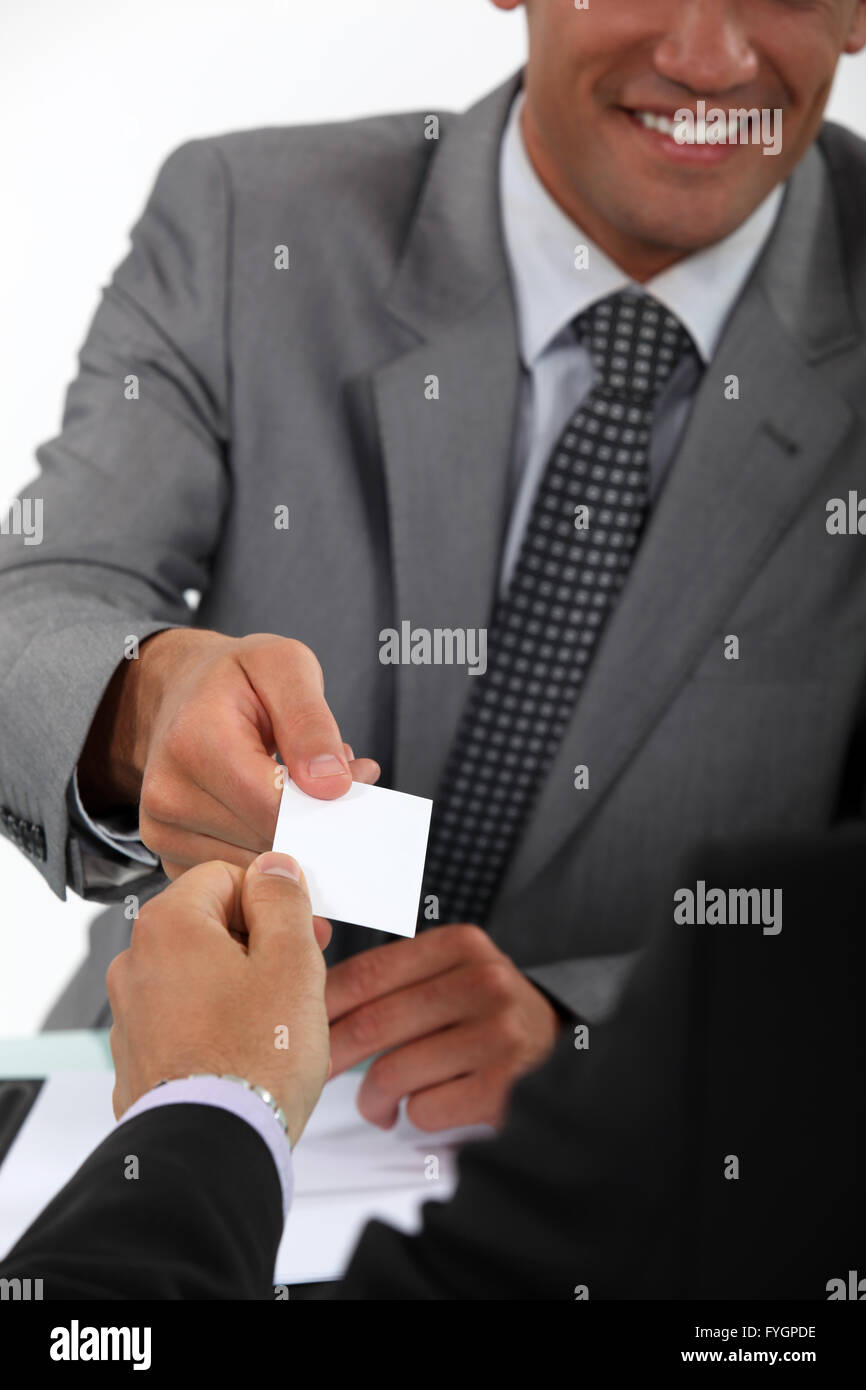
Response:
[616,107,746,164]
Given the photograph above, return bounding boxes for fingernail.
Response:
[307,753,349,779]
[361,1076,399,1130]
[254,852,301,881]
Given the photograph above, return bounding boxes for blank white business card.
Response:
[272,778,433,937]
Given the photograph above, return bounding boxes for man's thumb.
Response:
[242,852,315,956]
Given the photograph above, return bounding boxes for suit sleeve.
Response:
[0,139,233,903]
[0,1105,281,1299]
[337,935,690,1300]
[339,830,866,1299]
[524,952,639,1024]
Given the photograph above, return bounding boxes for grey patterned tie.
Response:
[420,289,697,928]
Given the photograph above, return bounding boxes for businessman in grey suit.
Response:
[2,0,866,1130]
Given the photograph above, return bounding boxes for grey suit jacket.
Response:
[2,69,866,1025]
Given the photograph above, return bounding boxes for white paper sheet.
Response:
[272,777,433,938]
[0,1071,116,1251]
[0,1071,490,1285]
[279,1075,491,1283]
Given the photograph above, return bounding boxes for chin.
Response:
[617,202,757,257]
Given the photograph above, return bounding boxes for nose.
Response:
[653,0,759,95]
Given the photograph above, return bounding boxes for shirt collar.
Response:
[499,89,785,367]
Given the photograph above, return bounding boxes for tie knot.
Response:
[575,290,695,400]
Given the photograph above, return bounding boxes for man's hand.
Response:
[79,628,379,879]
[327,925,561,1131]
[107,852,331,1146]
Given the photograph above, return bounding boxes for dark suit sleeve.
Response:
[338,830,866,1301]
[338,934,692,1301]
[0,1104,282,1299]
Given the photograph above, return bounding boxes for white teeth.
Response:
[636,110,747,144]
[635,111,676,136]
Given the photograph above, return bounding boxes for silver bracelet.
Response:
[155,1073,289,1137]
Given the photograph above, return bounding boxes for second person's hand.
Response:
[107,851,332,1146]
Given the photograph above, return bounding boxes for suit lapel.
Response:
[373,289,522,796]
[494,141,858,909]
[372,72,524,797]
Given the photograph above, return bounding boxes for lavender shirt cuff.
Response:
[118,1077,293,1219]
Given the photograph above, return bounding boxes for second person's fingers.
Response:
[242,851,318,962]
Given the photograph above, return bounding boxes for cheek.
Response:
[770,62,836,172]
[527,4,639,102]
[760,18,842,115]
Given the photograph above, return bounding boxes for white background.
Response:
[1,0,864,1035]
